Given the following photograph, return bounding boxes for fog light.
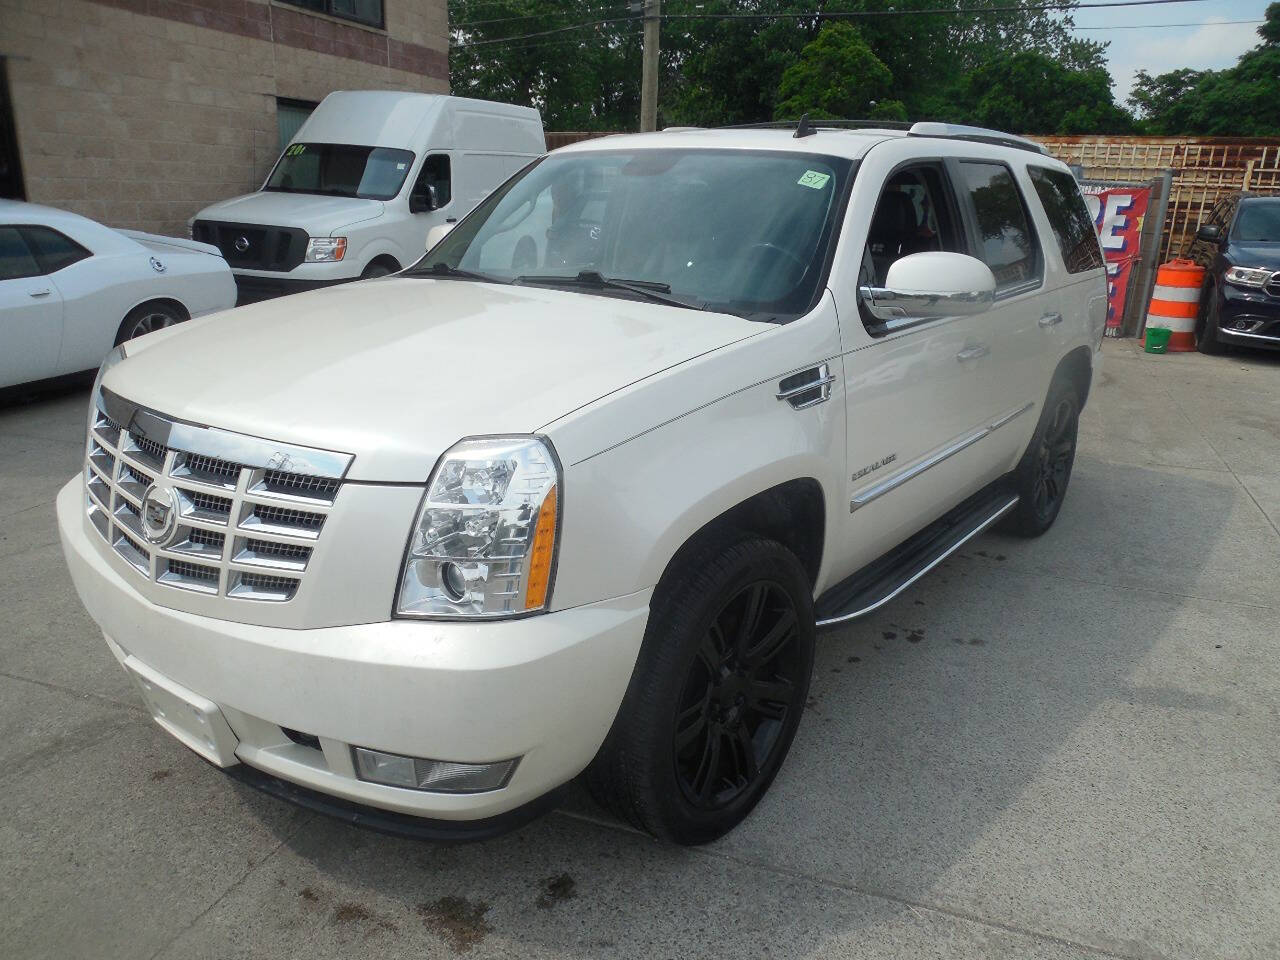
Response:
[353,747,518,793]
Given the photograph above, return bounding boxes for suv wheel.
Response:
[1196,280,1227,355]
[1001,378,1080,537]
[586,534,815,844]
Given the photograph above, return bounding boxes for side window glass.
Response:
[1027,166,1103,273]
[957,161,1041,290]
[412,154,451,210]
[0,226,41,280]
[20,226,91,273]
[862,164,963,287]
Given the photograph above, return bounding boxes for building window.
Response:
[276,98,319,152]
[0,58,26,201]
[279,0,384,29]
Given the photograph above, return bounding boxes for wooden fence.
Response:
[1028,137,1280,260]
[546,132,1280,262]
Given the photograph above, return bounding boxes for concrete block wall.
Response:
[0,0,449,237]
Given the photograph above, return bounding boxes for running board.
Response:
[815,482,1018,629]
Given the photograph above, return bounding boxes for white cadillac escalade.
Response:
[58,122,1107,845]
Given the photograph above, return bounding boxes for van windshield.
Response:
[410,148,853,321]
[264,143,415,201]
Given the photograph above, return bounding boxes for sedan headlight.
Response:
[396,436,561,620]
[1224,266,1273,288]
[305,237,347,262]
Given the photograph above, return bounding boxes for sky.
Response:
[1069,0,1271,105]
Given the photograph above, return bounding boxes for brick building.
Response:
[0,0,449,237]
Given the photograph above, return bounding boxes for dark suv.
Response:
[1188,193,1280,354]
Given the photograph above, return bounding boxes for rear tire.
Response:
[114,301,186,346]
[1196,281,1227,355]
[1000,377,1080,537]
[586,533,815,845]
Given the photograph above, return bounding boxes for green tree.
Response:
[956,51,1133,134]
[773,23,897,120]
[1128,5,1280,136]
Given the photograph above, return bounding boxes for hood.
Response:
[107,278,763,482]
[195,191,384,234]
[1227,241,1280,270]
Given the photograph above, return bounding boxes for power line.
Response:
[451,0,1218,49]
[1073,17,1263,29]
[453,3,631,30]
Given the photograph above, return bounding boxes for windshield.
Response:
[411,148,854,319]
[1234,202,1280,243]
[264,143,415,201]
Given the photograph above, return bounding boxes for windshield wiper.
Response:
[515,271,703,310]
[409,262,506,283]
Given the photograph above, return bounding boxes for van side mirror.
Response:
[410,184,438,214]
[1195,223,1222,244]
[859,252,996,328]
[425,222,455,251]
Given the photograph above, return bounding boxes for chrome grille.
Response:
[84,399,350,603]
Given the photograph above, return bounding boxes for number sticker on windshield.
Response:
[797,170,831,190]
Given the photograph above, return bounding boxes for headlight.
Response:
[1224,266,1273,288]
[87,344,127,437]
[395,436,561,620]
[305,237,347,262]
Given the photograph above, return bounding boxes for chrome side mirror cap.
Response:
[860,251,997,325]
[425,222,455,252]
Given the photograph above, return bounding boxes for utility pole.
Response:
[640,0,661,131]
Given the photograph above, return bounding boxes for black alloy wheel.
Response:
[586,534,815,844]
[1031,395,1077,525]
[673,580,803,811]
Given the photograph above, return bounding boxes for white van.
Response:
[191,91,544,302]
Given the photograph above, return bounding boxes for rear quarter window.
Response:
[20,226,91,273]
[1027,167,1104,274]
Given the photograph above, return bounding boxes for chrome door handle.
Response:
[955,344,990,362]
[29,288,52,298]
[1038,312,1063,328]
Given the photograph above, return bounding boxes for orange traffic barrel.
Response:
[1144,259,1205,352]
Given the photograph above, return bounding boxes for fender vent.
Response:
[776,363,835,410]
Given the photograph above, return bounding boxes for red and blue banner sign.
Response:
[1081,184,1152,333]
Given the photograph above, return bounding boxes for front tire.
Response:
[360,260,397,280]
[1196,280,1227,355]
[1001,378,1080,537]
[586,533,815,845]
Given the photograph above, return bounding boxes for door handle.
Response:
[1038,312,1064,328]
[955,344,990,362]
[29,288,52,298]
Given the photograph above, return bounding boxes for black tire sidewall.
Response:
[1004,379,1080,537]
[592,534,815,844]
[1197,282,1226,355]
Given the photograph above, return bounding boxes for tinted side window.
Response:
[412,154,451,210]
[0,225,40,280]
[957,162,1041,290]
[1028,166,1103,273]
[861,163,964,287]
[21,226,90,273]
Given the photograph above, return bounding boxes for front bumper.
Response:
[57,478,650,828]
[232,274,347,305]
[1217,284,1280,349]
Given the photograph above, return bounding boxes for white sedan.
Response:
[1,200,236,390]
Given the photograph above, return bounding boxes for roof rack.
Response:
[906,122,1047,155]
[719,118,912,132]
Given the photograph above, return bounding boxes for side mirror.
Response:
[860,252,997,327]
[425,222,455,251]
[410,184,438,214]
[1195,223,1222,244]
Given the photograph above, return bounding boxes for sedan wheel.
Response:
[115,303,185,345]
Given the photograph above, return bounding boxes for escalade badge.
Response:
[234,236,250,252]
[852,454,897,482]
[140,484,179,546]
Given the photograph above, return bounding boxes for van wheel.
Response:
[114,301,186,346]
[1001,378,1079,537]
[586,533,815,845]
